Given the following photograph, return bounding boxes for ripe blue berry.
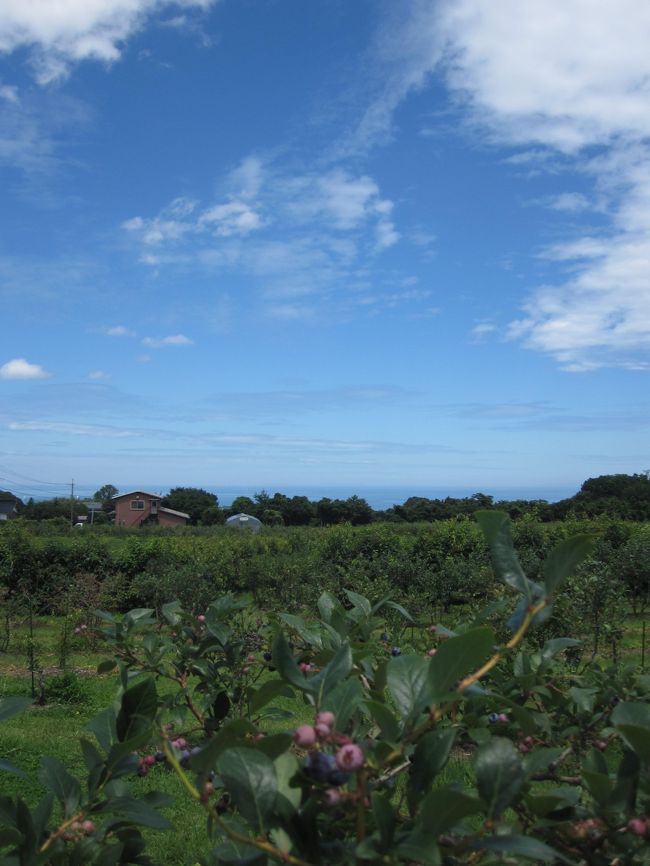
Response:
[304,751,336,783]
[488,712,499,724]
[391,646,401,657]
[380,633,389,642]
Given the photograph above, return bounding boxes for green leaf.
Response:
[383,600,414,623]
[317,591,340,623]
[543,534,595,597]
[161,600,182,625]
[309,641,353,702]
[408,728,457,811]
[102,795,172,829]
[116,678,157,743]
[476,835,572,864]
[476,511,537,602]
[344,589,372,617]
[278,613,324,649]
[371,792,395,851]
[417,788,482,836]
[395,831,440,866]
[612,701,650,761]
[88,706,117,751]
[212,839,266,866]
[428,626,495,700]
[387,655,428,723]
[249,680,294,714]
[321,677,363,731]
[364,700,400,741]
[272,630,307,689]
[97,659,117,675]
[474,737,524,819]
[218,747,278,833]
[0,696,31,722]
[38,756,81,818]
[274,752,301,814]
[0,758,28,779]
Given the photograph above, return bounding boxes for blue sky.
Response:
[1,0,649,499]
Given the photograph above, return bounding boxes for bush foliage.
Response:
[1,514,650,865]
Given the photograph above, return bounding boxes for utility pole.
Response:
[70,478,74,526]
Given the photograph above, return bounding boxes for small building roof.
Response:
[160,506,190,519]
[226,512,263,528]
[112,490,162,501]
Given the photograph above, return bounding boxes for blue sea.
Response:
[206,485,577,510]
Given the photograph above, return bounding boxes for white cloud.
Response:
[199,201,262,236]
[0,358,51,379]
[106,324,135,336]
[470,323,497,343]
[438,0,650,151]
[142,333,193,347]
[9,420,134,437]
[0,83,18,104]
[427,0,650,368]
[546,193,592,213]
[123,159,407,320]
[87,369,111,379]
[0,0,218,83]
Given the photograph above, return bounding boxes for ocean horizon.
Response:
[203,484,577,511]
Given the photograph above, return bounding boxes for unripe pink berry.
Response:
[429,624,437,633]
[80,624,87,630]
[137,764,149,777]
[517,742,530,753]
[143,754,156,766]
[247,653,256,662]
[242,665,251,674]
[299,662,312,673]
[498,713,509,723]
[82,820,95,834]
[314,722,331,738]
[74,627,81,634]
[316,711,336,728]
[324,788,341,806]
[336,743,364,771]
[427,648,437,657]
[293,725,317,747]
[197,614,206,623]
[628,818,648,836]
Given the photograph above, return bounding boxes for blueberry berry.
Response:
[488,712,499,724]
[391,646,401,657]
[304,751,336,782]
[263,651,273,662]
[380,633,389,642]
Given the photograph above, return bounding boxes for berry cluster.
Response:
[292,712,364,804]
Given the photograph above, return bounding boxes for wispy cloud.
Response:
[87,370,111,380]
[142,334,193,348]
[0,0,219,84]
[0,358,51,380]
[9,420,135,437]
[105,325,135,337]
[122,157,421,320]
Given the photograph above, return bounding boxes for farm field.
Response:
[1,515,649,864]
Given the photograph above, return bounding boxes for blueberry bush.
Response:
[2,512,650,865]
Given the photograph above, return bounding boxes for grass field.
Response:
[0,609,647,864]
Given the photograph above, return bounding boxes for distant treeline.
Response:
[4,472,650,526]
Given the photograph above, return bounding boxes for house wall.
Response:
[114,494,159,527]
[158,510,187,527]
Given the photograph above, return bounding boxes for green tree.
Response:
[161,487,218,525]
